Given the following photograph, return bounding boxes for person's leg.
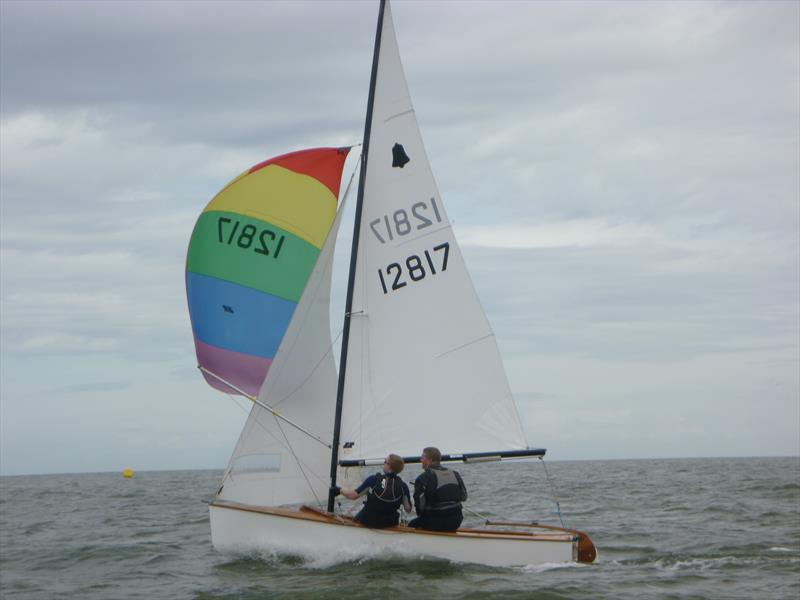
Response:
[420,509,463,532]
[422,518,451,532]
[384,513,400,528]
[356,509,399,529]
[372,513,399,529]
[450,508,463,530]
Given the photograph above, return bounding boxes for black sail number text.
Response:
[217,217,285,259]
[378,242,449,294]
[370,197,443,243]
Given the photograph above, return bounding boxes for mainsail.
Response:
[186,148,350,397]
[337,1,528,464]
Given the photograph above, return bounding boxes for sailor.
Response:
[409,446,467,532]
[338,453,412,528]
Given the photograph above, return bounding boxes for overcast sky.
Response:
[1,0,798,476]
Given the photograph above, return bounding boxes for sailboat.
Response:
[186,0,596,567]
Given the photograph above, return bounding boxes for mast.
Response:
[327,0,386,513]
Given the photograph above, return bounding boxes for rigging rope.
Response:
[201,366,330,448]
[228,393,252,416]
[539,457,566,528]
[219,391,330,490]
[275,416,323,508]
[463,504,491,523]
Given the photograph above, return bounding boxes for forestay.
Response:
[339,2,528,464]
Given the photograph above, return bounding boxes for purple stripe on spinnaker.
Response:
[194,336,272,397]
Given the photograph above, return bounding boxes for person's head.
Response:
[421,446,441,469]
[383,454,404,474]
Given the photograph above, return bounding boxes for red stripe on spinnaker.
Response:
[248,147,351,199]
[194,336,273,398]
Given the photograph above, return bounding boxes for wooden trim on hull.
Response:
[209,500,597,563]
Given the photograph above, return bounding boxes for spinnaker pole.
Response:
[198,366,331,448]
[326,0,386,513]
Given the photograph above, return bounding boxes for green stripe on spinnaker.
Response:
[187,210,321,303]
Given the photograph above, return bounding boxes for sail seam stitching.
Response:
[393,223,452,247]
[384,108,415,122]
[434,332,495,359]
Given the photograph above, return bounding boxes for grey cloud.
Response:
[48,381,131,394]
[465,241,797,363]
[0,0,371,161]
[0,1,371,111]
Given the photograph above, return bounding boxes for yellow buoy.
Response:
[122,468,134,478]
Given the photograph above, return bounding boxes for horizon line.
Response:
[2,453,798,478]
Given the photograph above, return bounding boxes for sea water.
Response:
[1,457,798,599]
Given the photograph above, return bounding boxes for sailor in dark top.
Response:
[409,446,467,532]
[338,454,412,528]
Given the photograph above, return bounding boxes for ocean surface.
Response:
[1,457,798,599]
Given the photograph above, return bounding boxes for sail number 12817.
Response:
[217,217,285,259]
[369,197,442,243]
[378,242,449,294]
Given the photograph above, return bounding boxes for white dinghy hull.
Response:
[209,502,595,567]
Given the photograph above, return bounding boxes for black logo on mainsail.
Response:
[392,143,410,168]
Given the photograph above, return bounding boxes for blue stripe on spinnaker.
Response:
[186,271,296,359]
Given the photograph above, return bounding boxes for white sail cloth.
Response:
[339,1,528,464]
[217,1,530,506]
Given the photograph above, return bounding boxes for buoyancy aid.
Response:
[363,473,404,516]
[418,466,467,512]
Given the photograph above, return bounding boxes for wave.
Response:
[517,561,588,574]
[651,552,799,572]
[217,541,587,573]
[220,542,454,571]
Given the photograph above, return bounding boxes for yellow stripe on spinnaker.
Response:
[203,164,338,250]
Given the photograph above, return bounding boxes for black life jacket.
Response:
[364,473,404,516]
[423,466,464,511]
